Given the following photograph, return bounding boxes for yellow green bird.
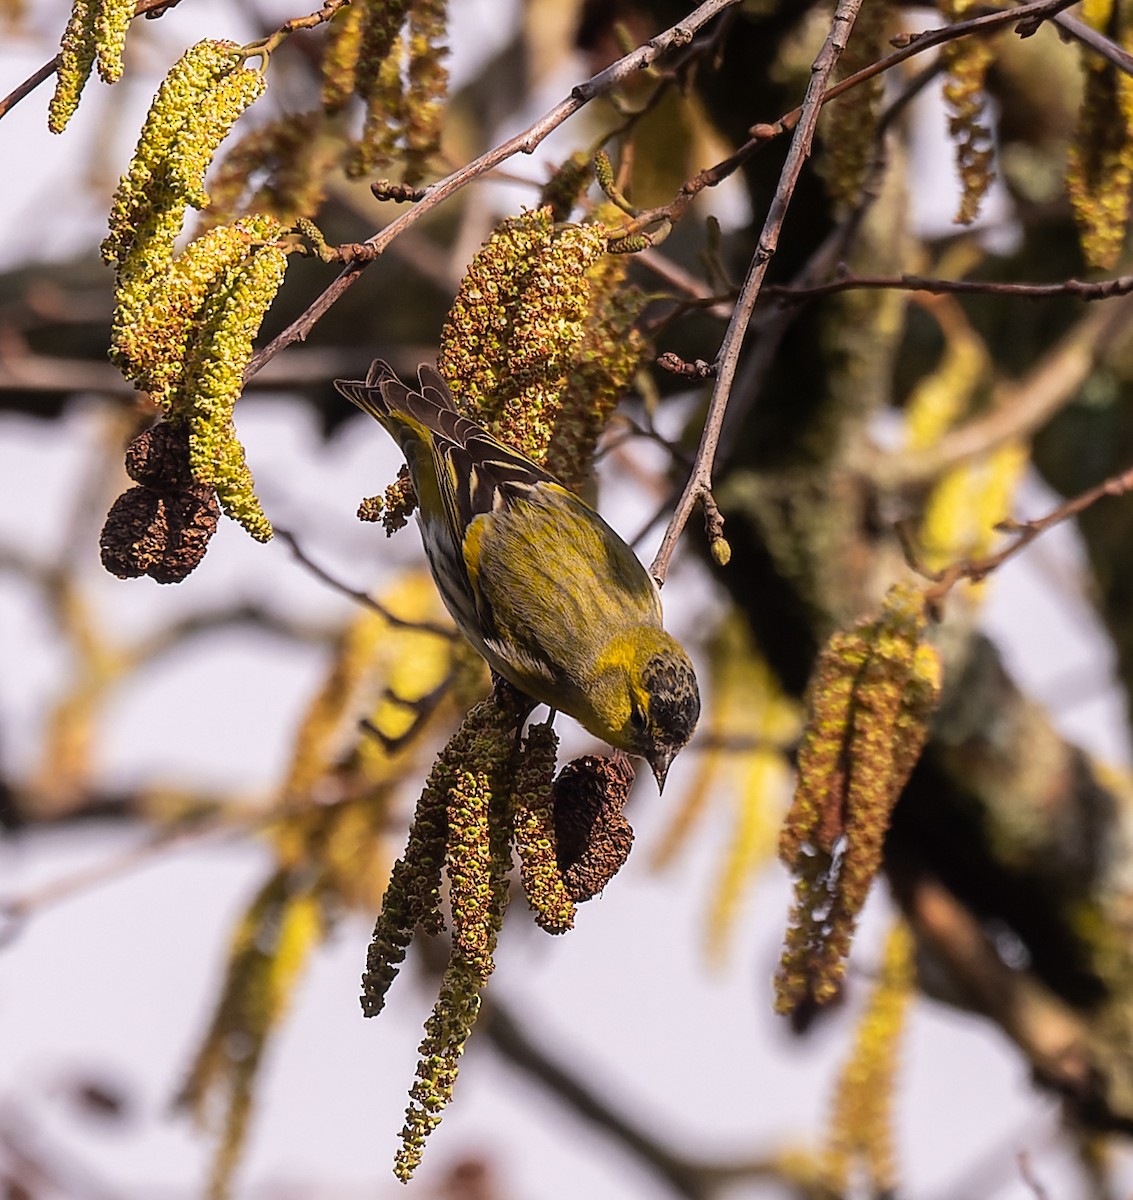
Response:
[335,361,700,789]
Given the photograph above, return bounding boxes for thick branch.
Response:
[482,999,798,1200]
[872,293,1133,489]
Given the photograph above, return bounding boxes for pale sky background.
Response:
[1,4,1131,1199]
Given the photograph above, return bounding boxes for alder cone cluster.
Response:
[100,421,219,584]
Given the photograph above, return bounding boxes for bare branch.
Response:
[482,998,803,1200]
[765,271,1133,304]
[243,0,744,377]
[906,453,1133,609]
[649,0,866,584]
[1053,10,1133,75]
[275,527,456,638]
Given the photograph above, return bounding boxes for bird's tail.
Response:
[334,360,459,430]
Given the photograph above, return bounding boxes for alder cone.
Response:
[552,754,635,902]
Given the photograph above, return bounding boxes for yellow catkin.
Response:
[113,215,279,406]
[543,250,649,493]
[653,613,799,964]
[200,112,330,230]
[919,440,1028,574]
[48,0,99,133]
[400,0,448,184]
[706,745,791,965]
[346,0,412,178]
[95,0,134,84]
[179,874,324,1200]
[903,297,989,451]
[539,151,594,222]
[1067,0,1133,267]
[776,586,941,1015]
[437,209,645,491]
[396,752,512,1182]
[941,1,998,224]
[177,241,289,541]
[320,0,365,112]
[169,66,268,211]
[822,921,915,1197]
[360,693,516,1018]
[903,294,1026,579]
[102,39,244,270]
[281,610,392,803]
[511,721,575,934]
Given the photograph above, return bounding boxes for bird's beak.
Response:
[649,746,675,793]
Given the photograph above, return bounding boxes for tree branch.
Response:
[765,271,1133,304]
[481,998,805,1200]
[243,0,743,378]
[910,453,1133,608]
[649,0,865,584]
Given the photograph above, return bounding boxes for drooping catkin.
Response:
[102,40,246,270]
[1067,0,1133,267]
[941,2,998,224]
[818,0,891,212]
[94,0,133,84]
[512,721,576,934]
[177,240,289,542]
[776,583,941,1016]
[48,0,99,133]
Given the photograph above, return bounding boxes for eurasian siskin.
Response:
[335,361,700,789]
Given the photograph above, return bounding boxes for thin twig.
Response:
[915,457,1133,609]
[245,0,1081,388]
[717,58,944,463]
[0,56,60,121]
[1053,11,1133,75]
[275,527,456,638]
[244,0,741,379]
[483,998,797,1200]
[1018,1152,1054,1200]
[649,0,865,584]
[0,817,241,950]
[765,271,1133,304]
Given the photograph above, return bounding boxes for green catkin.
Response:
[400,0,448,184]
[48,0,99,133]
[177,242,289,542]
[320,0,365,112]
[512,722,575,934]
[102,39,243,269]
[776,584,941,1014]
[395,766,511,1181]
[114,215,282,407]
[168,66,267,210]
[95,0,134,84]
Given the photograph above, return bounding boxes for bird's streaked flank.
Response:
[335,360,699,788]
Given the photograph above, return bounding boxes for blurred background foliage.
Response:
[6,0,1133,1196]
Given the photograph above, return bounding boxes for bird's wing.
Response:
[336,360,560,529]
[464,478,662,678]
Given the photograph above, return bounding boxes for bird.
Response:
[334,360,700,790]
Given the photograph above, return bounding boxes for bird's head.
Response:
[585,627,700,791]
